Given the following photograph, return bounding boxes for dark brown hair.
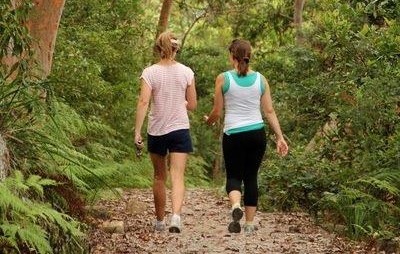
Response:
[228,39,251,76]
[155,31,180,59]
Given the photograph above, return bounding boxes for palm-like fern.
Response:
[321,168,400,239]
[0,171,84,253]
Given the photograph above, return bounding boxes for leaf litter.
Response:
[88,188,371,254]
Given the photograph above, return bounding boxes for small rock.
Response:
[101,220,124,234]
[86,205,111,220]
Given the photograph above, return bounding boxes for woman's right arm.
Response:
[134,79,152,147]
[205,74,224,125]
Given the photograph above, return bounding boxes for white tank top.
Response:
[223,72,264,133]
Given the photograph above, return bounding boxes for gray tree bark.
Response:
[294,0,306,45]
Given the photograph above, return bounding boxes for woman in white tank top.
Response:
[205,39,288,234]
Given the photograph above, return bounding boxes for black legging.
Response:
[223,128,267,206]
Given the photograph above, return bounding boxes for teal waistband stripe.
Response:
[225,122,264,135]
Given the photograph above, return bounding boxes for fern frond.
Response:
[0,183,31,215]
[26,174,57,196]
[34,206,84,237]
[0,235,19,250]
[16,223,53,254]
[356,177,400,196]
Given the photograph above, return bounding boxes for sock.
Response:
[232,202,241,210]
[244,221,254,226]
[171,213,181,221]
[156,220,165,226]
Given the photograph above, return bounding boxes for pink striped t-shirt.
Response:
[141,62,194,136]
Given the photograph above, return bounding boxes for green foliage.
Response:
[2,0,399,248]
[0,0,32,60]
[321,168,400,239]
[186,156,210,187]
[51,0,150,140]
[259,148,342,213]
[0,171,84,253]
[0,1,152,252]
[255,0,400,240]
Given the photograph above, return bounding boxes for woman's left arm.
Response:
[260,77,289,156]
[185,78,197,111]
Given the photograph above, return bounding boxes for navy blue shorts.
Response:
[147,129,193,156]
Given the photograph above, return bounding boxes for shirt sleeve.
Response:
[140,67,152,89]
[185,66,195,86]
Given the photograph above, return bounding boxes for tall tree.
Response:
[154,0,173,56]
[293,0,306,45]
[1,0,65,180]
[2,0,65,78]
[25,0,66,77]
[0,136,9,181]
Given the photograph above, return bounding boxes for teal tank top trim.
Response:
[225,122,265,135]
[222,70,265,94]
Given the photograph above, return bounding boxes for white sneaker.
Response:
[169,214,182,233]
[243,224,256,234]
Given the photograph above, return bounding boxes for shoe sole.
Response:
[169,226,181,233]
[232,207,243,222]
[228,221,241,233]
[228,208,243,233]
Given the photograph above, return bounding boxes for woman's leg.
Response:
[150,153,168,221]
[223,133,246,232]
[223,133,245,204]
[243,128,266,227]
[228,190,242,208]
[169,152,188,215]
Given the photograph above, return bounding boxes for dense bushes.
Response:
[256,0,400,239]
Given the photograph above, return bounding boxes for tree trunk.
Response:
[153,0,173,56]
[212,120,223,180]
[306,116,338,151]
[2,0,65,78]
[294,0,306,45]
[155,0,174,39]
[0,135,10,181]
[25,0,66,78]
[0,0,65,180]
[180,10,207,50]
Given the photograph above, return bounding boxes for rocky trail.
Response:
[88,188,371,254]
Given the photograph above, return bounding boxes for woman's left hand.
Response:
[276,138,288,156]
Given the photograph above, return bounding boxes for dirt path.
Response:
[88,188,368,254]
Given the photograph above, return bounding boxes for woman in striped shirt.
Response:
[205,39,288,234]
[134,31,197,233]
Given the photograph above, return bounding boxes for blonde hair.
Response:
[155,31,180,59]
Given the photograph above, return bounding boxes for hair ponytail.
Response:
[228,39,252,76]
[155,31,180,60]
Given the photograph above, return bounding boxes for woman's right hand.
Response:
[134,133,144,149]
